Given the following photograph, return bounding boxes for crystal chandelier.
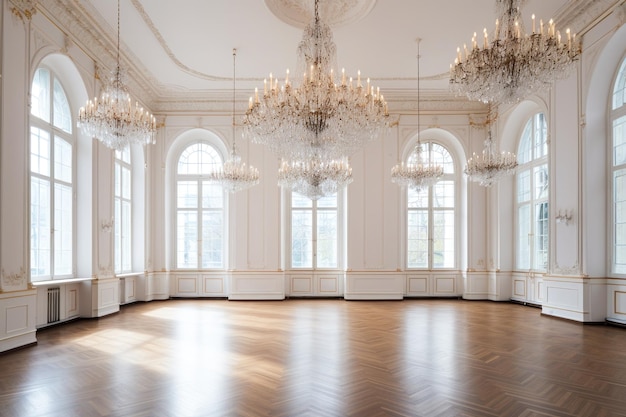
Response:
[243,0,390,161]
[278,156,352,200]
[207,49,260,193]
[77,0,156,150]
[449,0,581,104]
[391,39,443,193]
[465,105,518,186]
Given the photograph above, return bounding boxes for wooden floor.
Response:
[2,300,626,417]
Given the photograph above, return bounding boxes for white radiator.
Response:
[47,287,60,323]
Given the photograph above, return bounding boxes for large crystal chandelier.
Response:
[391,39,443,192]
[465,104,518,186]
[278,156,352,200]
[449,0,581,104]
[243,0,390,161]
[207,49,260,193]
[77,0,156,150]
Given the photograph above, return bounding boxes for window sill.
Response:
[31,277,92,286]
[116,272,143,278]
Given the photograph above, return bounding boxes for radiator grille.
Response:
[47,287,60,323]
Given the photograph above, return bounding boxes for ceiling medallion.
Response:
[264,0,377,29]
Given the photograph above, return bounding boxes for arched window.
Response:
[114,147,132,273]
[175,142,224,269]
[407,142,456,269]
[30,67,74,281]
[289,192,340,269]
[611,58,626,275]
[516,112,549,272]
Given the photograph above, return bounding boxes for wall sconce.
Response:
[101,218,114,233]
[555,210,573,226]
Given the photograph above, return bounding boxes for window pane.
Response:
[613,116,626,167]
[613,58,626,110]
[115,199,122,273]
[517,204,531,270]
[407,209,428,268]
[53,78,72,133]
[433,210,455,268]
[177,211,198,268]
[202,181,223,209]
[292,192,313,208]
[31,127,50,177]
[534,202,549,271]
[31,177,51,278]
[517,169,531,203]
[534,165,549,200]
[431,143,455,174]
[54,183,73,275]
[202,211,223,268]
[316,193,337,208]
[317,210,337,268]
[178,181,198,209]
[615,169,626,274]
[534,113,548,159]
[408,187,428,208]
[433,181,454,208]
[292,209,312,268]
[54,137,72,183]
[31,68,50,122]
[178,143,222,175]
[122,200,131,272]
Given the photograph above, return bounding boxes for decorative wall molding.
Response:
[10,0,38,21]
[557,0,622,34]
[553,262,581,276]
[1,267,27,288]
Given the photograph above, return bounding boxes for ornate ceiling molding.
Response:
[264,0,377,29]
[9,0,38,21]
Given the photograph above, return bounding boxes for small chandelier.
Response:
[465,104,518,186]
[278,156,352,200]
[449,0,581,104]
[208,49,260,193]
[391,38,443,192]
[77,0,156,150]
[243,0,389,161]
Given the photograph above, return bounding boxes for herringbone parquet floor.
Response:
[2,299,626,417]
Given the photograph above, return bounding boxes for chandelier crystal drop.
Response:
[465,106,518,186]
[208,49,260,193]
[278,157,353,201]
[391,144,444,192]
[77,0,156,150]
[243,0,389,161]
[391,38,443,192]
[449,0,581,104]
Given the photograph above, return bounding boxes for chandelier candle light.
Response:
[77,0,156,150]
[391,38,443,192]
[465,105,518,186]
[243,0,390,161]
[449,0,581,104]
[207,49,260,193]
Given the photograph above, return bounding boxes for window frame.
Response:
[514,112,549,273]
[405,141,458,271]
[174,141,226,270]
[287,191,344,271]
[610,57,626,277]
[114,147,132,274]
[29,65,76,281]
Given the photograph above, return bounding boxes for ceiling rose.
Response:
[264,0,377,28]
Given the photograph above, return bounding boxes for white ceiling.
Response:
[53,0,586,111]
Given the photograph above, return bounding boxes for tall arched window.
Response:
[30,66,74,281]
[176,142,224,269]
[114,147,132,273]
[611,58,626,275]
[516,112,549,272]
[289,192,340,269]
[407,142,456,269]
